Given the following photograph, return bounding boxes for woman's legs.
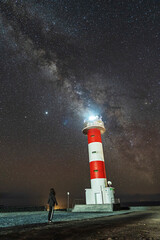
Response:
[48,205,52,221]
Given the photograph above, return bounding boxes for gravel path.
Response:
[0,207,159,239]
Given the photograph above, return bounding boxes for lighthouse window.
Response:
[94,170,98,172]
[91,135,95,137]
[92,151,97,153]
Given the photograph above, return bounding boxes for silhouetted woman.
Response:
[47,188,58,222]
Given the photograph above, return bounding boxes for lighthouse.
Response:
[72,115,115,212]
[83,116,115,205]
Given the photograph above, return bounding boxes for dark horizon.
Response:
[1,192,160,208]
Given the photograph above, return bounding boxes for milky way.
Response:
[0,0,160,207]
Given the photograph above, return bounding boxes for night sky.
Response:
[0,0,160,208]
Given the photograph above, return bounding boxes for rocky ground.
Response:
[0,207,160,240]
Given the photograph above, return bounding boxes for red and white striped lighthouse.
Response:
[83,116,115,205]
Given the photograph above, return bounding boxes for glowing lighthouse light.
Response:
[88,115,98,121]
[83,115,115,205]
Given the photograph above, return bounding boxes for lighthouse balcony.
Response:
[83,120,106,134]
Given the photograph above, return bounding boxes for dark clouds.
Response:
[0,0,160,206]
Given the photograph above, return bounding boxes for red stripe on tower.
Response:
[87,128,102,144]
[90,161,106,179]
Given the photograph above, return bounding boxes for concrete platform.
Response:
[72,204,113,212]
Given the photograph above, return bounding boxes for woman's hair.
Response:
[50,188,55,195]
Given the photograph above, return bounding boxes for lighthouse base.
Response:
[72,204,113,212]
[85,187,115,205]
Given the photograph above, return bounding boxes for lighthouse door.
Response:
[95,192,102,204]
